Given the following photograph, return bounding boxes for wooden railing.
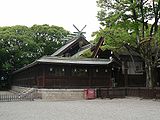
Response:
[0,89,37,102]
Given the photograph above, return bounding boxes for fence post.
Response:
[125,87,127,96]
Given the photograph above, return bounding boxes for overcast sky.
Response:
[0,0,100,40]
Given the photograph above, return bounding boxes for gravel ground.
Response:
[0,98,160,120]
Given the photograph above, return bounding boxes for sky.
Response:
[0,0,100,40]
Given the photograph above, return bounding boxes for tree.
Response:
[0,25,70,74]
[31,24,69,56]
[96,0,160,88]
[0,25,39,71]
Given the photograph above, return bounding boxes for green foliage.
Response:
[96,0,160,87]
[0,24,70,72]
[95,0,160,51]
[31,24,69,56]
[94,25,137,51]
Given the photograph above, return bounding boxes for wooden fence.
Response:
[97,87,160,99]
[0,90,36,102]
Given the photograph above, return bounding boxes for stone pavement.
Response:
[0,98,160,120]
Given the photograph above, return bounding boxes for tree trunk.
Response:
[145,62,155,88]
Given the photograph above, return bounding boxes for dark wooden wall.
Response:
[43,64,111,88]
[12,63,112,88]
[12,65,38,87]
[12,59,147,88]
[119,55,146,87]
[156,69,160,87]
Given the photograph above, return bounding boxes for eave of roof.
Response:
[38,56,112,65]
[12,61,38,74]
[51,38,77,56]
[13,56,113,74]
[51,35,89,56]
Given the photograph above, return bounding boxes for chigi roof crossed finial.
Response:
[73,24,86,37]
[51,24,89,57]
[61,24,87,44]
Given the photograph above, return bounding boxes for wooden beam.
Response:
[91,37,104,58]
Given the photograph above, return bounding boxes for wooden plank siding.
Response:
[115,73,145,87]
[12,65,38,87]
[12,62,146,88]
[97,87,160,99]
[43,64,111,88]
[12,63,112,89]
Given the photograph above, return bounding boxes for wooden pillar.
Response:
[42,65,45,88]
[88,67,91,88]
[109,69,112,88]
[67,64,71,88]
[35,66,38,87]
[105,68,108,87]
[124,62,128,87]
